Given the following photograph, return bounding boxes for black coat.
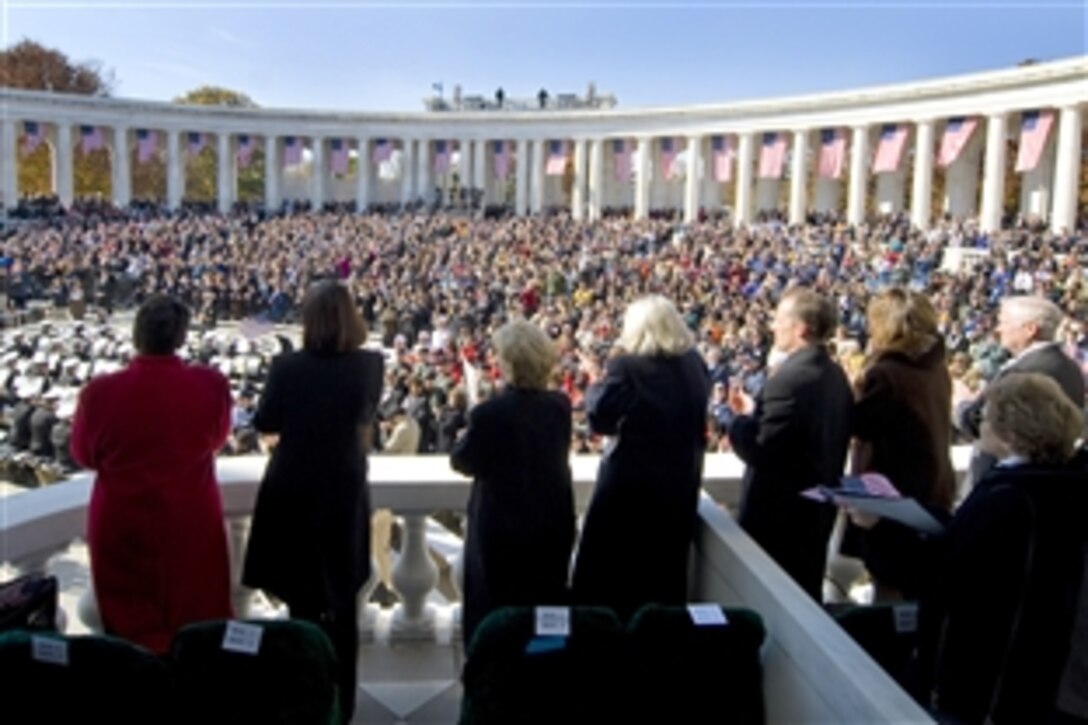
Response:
[572,349,711,620]
[242,349,383,612]
[731,344,853,600]
[450,387,575,646]
[917,451,1088,724]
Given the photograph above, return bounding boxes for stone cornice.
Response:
[2,55,1085,140]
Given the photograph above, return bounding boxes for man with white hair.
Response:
[956,294,1086,483]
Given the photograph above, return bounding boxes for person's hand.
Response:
[951,378,976,408]
[841,503,880,529]
[726,381,754,415]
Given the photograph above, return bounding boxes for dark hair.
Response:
[782,287,837,344]
[133,294,190,355]
[302,281,367,354]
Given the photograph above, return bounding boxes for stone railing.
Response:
[1,451,959,722]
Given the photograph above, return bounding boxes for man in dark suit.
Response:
[728,288,853,601]
[955,295,1085,485]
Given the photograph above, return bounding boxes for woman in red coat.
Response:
[71,294,233,654]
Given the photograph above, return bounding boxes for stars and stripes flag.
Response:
[937,117,978,168]
[136,129,158,163]
[660,137,677,180]
[187,131,206,156]
[612,139,632,182]
[757,132,787,179]
[330,138,349,175]
[710,135,733,183]
[545,140,569,176]
[1015,110,1054,173]
[817,128,846,179]
[283,136,302,166]
[872,124,908,173]
[492,140,510,180]
[237,134,255,169]
[433,140,451,174]
[22,121,43,154]
[80,125,104,154]
[372,138,393,163]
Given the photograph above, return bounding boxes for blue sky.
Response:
[4,1,1086,111]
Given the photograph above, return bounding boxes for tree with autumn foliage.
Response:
[174,86,264,202]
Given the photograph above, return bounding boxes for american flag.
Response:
[22,121,43,154]
[612,139,632,182]
[372,138,392,164]
[937,117,978,168]
[545,140,569,176]
[1015,110,1054,173]
[80,125,104,154]
[284,136,302,166]
[330,138,349,175]
[872,124,908,174]
[757,132,787,179]
[136,129,158,164]
[710,135,733,183]
[660,137,677,180]
[187,131,206,156]
[433,140,450,174]
[492,140,510,180]
[817,128,846,179]
[237,134,255,169]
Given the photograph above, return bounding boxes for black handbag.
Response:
[0,572,59,632]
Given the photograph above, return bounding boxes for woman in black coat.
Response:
[451,319,575,647]
[243,282,383,724]
[913,373,1088,724]
[572,295,711,620]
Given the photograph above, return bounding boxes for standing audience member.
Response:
[847,288,955,599]
[572,296,711,620]
[243,282,383,724]
[451,319,575,646]
[70,294,233,653]
[729,287,854,601]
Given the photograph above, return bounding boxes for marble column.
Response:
[459,138,473,191]
[217,132,233,213]
[587,138,604,221]
[979,113,1008,233]
[265,135,281,210]
[515,138,530,216]
[847,125,870,225]
[473,139,487,203]
[400,139,415,205]
[1050,105,1083,234]
[416,139,431,203]
[1,119,19,209]
[530,139,545,214]
[310,136,326,209]
[634,137,651,220]
[56,124,74,208]
[734,132,754,227]
[355,136,371,211]
[571,139,587,220]
[684,135,703,223]
[788,130,808,225]
[910,120,935,229]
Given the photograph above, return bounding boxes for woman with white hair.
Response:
[450,319,575,647]
[572,295,711,619]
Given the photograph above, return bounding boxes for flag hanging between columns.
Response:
[330,138,349,175]
[817,129,846,179]
[660,138,677,180]
[545,140,569,176]
[136,129,158,163]
[433,140,450,174]
[22,121,43,154]
[937,117,978,168]
[284,136,302,166]
[872,124,908,173]
[1015,110,1054,172]
[372,138,392,164]
[612,139,632,182]
[493,140,510,180]
[237,134,255,169]
[757,132,787,179]
[80,125,104,154]
[711,135,733,183]
[186,131,206,156]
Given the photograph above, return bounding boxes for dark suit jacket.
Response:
[243,348,383,614]
[730,344,853,600]
[450,387,575,646]
[958,343,1086,483]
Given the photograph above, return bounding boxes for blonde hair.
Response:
[492,320,557,390]
[867,288,941,359]
[617,296,694,357]
[984,373,1083,465]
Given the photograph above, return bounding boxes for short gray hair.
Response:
[617,296,694,357]
[1001,296,1064,341]
[492,319,556,390]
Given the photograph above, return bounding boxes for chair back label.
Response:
[222,621,264,655]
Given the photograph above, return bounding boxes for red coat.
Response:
[71,355,233,653]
